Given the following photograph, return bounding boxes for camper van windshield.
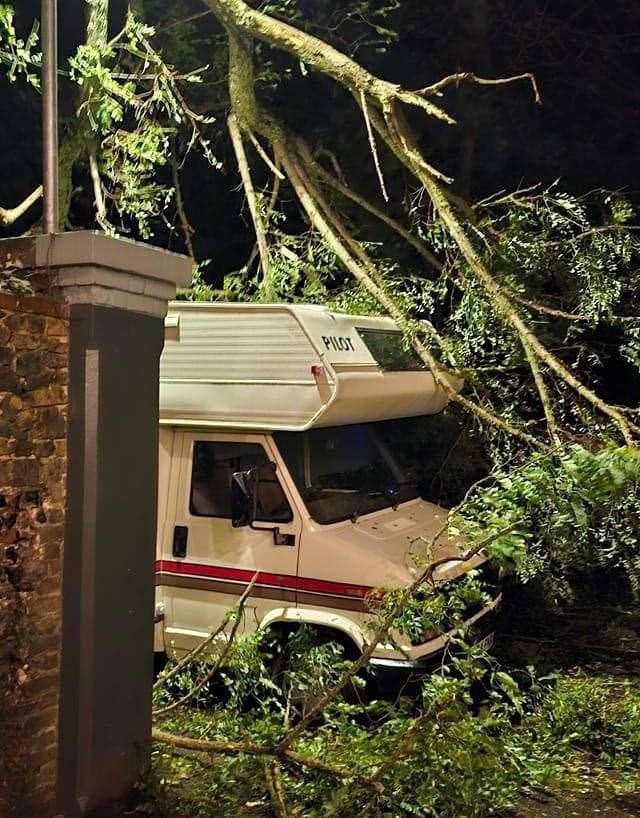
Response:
[275,415,447,524]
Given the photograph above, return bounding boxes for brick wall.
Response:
[0,292,68,818]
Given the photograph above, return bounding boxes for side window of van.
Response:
[190,441,293,523]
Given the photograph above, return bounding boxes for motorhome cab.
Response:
[154,302,502,670]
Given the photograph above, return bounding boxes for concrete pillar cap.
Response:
[0,231,193,317]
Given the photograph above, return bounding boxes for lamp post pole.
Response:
[42,0,59,234]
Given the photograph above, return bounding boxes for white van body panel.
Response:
[157,430,301,653]
[155,303,499,666]
[159,302,460,431]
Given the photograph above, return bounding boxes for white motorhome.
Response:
[154,302,501,670]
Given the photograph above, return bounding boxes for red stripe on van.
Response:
[155,560,373,599]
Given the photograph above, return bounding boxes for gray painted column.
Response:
[1,232,192,817]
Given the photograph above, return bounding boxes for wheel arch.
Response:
[259,607,366,655]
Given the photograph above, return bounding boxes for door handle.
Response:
[172,525,188,558]
[273,530,296,547]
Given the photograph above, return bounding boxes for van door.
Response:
[159,431,301,654]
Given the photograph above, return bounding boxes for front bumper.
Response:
[370,592,503,671]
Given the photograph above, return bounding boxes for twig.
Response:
[315,147,347,184]
[360,90,389,202]
[153,573,258,695]
[300,140,443,272]
[419,71,542,105]
[172,147,196,258]
[511,293,587,321]
[542,224,640,248]
[161,10,213,32]
[247,130,285,180]
[153,573,258,718]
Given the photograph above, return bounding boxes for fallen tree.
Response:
[3,5,640,814]
[2,0,639,452]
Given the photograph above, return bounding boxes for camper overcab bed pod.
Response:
[155,303,501,669]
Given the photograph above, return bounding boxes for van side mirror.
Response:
[231,470,255,528]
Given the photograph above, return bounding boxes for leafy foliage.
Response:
[0,3,40,87]
[456,445,640,600]
[152,636,640,817]
[68,9,219,237]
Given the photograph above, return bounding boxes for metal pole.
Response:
[42,0,59,234]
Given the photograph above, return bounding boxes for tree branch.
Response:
[521,338,561,445]
[172,148,196,259]
[280,145,544,449]
[299,142,443,272]
[364,99,637,444]
[423,178,637,444]
[153,572,257,718]
[89,153,109,231]
[0,187,43,227]
[512,292,640,325]
[152,728,376,786]
[419,71,542,105]
[360,90,389,202]
[263,760,290,818]
[228,112,274,300]
[204,0,455,124]
[246,129,285,180]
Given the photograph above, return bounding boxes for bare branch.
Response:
[361,91,389,202]
[247,129,285,180]
[172,148,196,259]
[205,0,455,124]
[0,187,43,227]
[419,71,542,105]
[299,141,443,272]
[228,113,274,300]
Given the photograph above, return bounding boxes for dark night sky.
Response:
[1,0,639,273]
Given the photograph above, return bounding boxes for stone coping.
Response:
[0,231,192,286]
[0,232,192,318]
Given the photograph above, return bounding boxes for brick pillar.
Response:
[1,293,69,818]
[0,232,191,818]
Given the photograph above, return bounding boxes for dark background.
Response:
[2,0,639,276]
